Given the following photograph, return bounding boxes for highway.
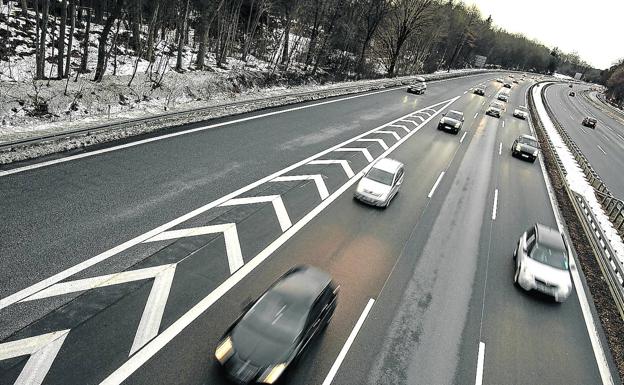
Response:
[0,74,619,385]
[543,83,624,198]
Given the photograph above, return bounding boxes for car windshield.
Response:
[239,291,308,344]
[529,244,568,270]
[365,167,394,185]
[447,111,463,120]
[519,137,539,147]
[517,106,528,112]
[491,102,503,109]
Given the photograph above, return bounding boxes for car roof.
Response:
[373,157,403,173]
[447,110,463,116]
[535,223,565,251]
[521,134,537,141]
[271,266,331,309]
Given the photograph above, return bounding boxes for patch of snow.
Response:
[533,82,624,263]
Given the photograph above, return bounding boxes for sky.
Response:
[461,0,624,70]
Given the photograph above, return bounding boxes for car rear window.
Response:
[447,111,463,120]
[366,167,394,185]
[519,137,539,147]
[241,292,308,343]
[529,244,568,270]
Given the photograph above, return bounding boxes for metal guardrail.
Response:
[529,82,624,320]
[0,70,499,153]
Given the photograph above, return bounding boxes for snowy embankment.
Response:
[533,82,624,262]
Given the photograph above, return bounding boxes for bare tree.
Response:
[36,0,50,79]
[241,0,268,62]
[57,0,68,78]
[356,0,388,76]
[79,7,91,74]
[64,0,75,78]
[176,0,190,71]
[93,0,123,82]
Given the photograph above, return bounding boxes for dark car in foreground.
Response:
[215,266,338,384]
[569,91,575,97]
[437,110,464,134]
[407,77,427,94]
[473,87,486,96]
[513,223,572,303]
[511,134,540,162]
[582,116,597,128]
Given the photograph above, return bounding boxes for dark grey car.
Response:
[437,110,464,134]
[215,266,338,384]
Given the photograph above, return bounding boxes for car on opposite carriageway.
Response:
[513,223,573,303]
[437,110,465,134]
[354,158,404,207]
[215,266,338,384]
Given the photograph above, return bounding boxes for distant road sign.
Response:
[475,55,487,68]
[574,72,582,80]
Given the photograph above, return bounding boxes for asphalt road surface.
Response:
[543,83,624,198]
[0,74,619,385]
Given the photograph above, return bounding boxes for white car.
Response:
[513,223,573,302]
[497,92,509,102]
[513,105,529,119]
[354,158,404,207]
[486,101,505,118]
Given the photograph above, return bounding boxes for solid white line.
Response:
[334,147,374,162]
[356,138,388,150]
[321,298,375,385]
[100,96,460,385]
[375,130,401,141]
[474,112,478,119]
[492,189,498,221]
[222,196,292,232]
[597,144,607,155]
[460,132,468,143]
[308,159,355,179]
[499,142,502,155]
[475,341,485,385]
[428,172,445,198]
[464,90,468,94]
[272,174,330,200]
[0,98,455,311]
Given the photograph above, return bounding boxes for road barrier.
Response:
[529,82,624,320]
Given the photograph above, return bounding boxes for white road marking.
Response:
[356,138,389,150]
[273,174,330,200]
[409,114,425,122]
[334,147,374,162]
[596,144,607,155]
[428,171,445,198]
[491,189,498,221]
[145,225,244,273]
[422,108,437,114]
[21,264,177,356]
[388,124,411,133]
[502,120,505,128]
[481,100,485,105]
[460,132,468,143]
[0,330,70,385]
[374,130,401,141]
[0,98,453,311]
[464,90,468,94]
[400,118,421,126]
[100,96,460,385]
[221,196,292,232]
[474,112,478,119]
[475,341,485,385]
[308,159,355,178]
[580,126,588,134]
[530,88,614,385]
[321,298,375,385]
[499,142,502,155]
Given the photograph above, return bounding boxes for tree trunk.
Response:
[37,0,50,79]
[64,0,75,77]
[34,0,41,79]
[57,0,67,79]
[175,0,190,71]
[93,0,122,82]
[79,7,90,73]
[145,0,160,62]
[196,0,225,68]
[280,7,291,65]
[130,0,142,52]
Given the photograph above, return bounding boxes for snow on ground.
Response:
[533,82,624,263]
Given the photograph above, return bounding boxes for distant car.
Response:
[215,266,338,384]
[513,223,573,303]
[497,92,509,102]
[582,116,597,128]
[503,82,512,88]
[437,110,465,134]
[354,158,404,207]
[569,84,573,88]
[495,78,504,83]
[513,105,529,119]
[512,79,519,84]
[509,74,515,78]
[486,102,505,118]
[473,87,486,96]
[407,78,427,94]
[511,134,540,162]
[569,91,575,97]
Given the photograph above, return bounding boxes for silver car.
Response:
[513,223,573,302]
[354,158,404,207]
[486,101,505,118]
[513,105,529,119]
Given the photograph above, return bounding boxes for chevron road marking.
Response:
[409,115,426,122]
[334,147,374,162]
[401,118,421,125]
[374,130,401,140]
[0,330,70,385]
[272,175,330,200]
[356,138,388,150]
[221,196,292,232]
[308,160,355,178]
[388,124,411,133]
